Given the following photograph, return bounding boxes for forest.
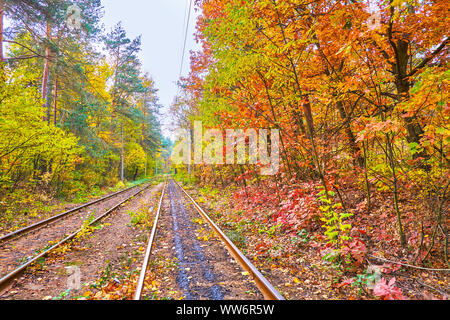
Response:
[0,0,168,222]
[0,0,448,302]
[171,0,449,299]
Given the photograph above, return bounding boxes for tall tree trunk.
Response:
[0,0,4,63]
[303,97,329,198]
[302,100,315,137]
[386,132,407,247]
[336,100,364,168]
[53,77,58,125]
[362,140,371,211]
[120,122,124,182]
[387,7,428,164]
[41,20,52,122]
[45,70,52,124]
[396,54,430,169]
[393,39,425,146]
[141,92,146,146]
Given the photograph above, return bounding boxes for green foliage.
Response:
[225,229,247,249]
[317,187,353,247]
[126,208,149,227]
[174,170,199,185]
[115,180,126,190]
[0,4,164,217]
[0,66,83,191]
[52,289,71,301]
[257,223,282,238]
[124,142,146,180]
[198,185,219,196]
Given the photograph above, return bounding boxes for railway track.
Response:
[134,178,284,301]
[0,177,284,300]
[134,179,167,300]
[0,182,150,243]
[0,181,153,292]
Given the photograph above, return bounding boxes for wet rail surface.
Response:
[168,180,224,299]
[140,179,266,300]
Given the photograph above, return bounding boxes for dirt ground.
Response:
[0,185,143,279]
[0,183,163,300]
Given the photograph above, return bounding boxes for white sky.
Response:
[101,0,200,141]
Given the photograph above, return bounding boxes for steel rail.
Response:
[0,183,152,293]
[133,180,167,300]
[173,179,285,301]
[0,180,150,243]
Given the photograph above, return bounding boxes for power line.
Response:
[181,0,189,38]
[179,0,193,80]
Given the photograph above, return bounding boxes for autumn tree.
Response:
[175,0,449,264]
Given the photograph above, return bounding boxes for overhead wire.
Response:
[179,0,193,81]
